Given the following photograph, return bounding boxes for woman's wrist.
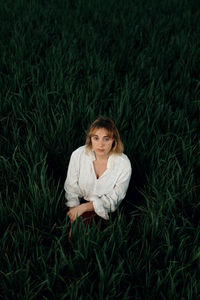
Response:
[81,202,94,213]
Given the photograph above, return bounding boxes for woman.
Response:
[64,116,132,237]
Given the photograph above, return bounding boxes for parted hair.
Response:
[85,116,124,154]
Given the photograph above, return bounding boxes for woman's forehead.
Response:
[91,127,113,137]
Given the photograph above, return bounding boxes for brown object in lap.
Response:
[77,211,100,226]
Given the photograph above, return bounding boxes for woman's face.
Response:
[91,128,114,158]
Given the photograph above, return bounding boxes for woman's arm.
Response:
[67,202,94,222]
[64,150,82,207]
[65,147,95,222]
[91,161,132,220]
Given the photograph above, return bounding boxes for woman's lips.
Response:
[97,149,104,152]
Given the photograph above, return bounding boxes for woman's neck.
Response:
[94,153,109,161]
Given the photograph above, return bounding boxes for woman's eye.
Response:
[105,138,110,141]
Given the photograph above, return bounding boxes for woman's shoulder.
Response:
[71,145,86,157]
[113,152,131,169]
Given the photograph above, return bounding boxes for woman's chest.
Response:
[93,160,107,179]
[78,157,120,194]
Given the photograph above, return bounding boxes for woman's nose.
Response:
[99,139,104,146]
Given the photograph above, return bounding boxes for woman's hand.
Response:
[67,205,86,223]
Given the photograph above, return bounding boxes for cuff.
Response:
[92,197,109,220]
[65,199,80,208]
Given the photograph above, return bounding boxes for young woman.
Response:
[64,116,132,237]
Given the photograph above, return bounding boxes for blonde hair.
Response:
[85,116,124,154]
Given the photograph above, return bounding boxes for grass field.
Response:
[0,0,200,299]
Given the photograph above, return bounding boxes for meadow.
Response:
[0,0,200,299]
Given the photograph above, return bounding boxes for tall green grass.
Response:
[0,0,199,299]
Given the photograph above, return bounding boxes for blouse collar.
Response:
[87,149,114,170]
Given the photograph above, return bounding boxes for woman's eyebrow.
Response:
[92,134,110,138]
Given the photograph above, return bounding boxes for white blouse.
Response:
[64,145,132,220]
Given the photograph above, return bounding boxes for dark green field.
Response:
[0,0,200,299]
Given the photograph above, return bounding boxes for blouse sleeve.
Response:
[91,159,132,220]
[64,150,82,207]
